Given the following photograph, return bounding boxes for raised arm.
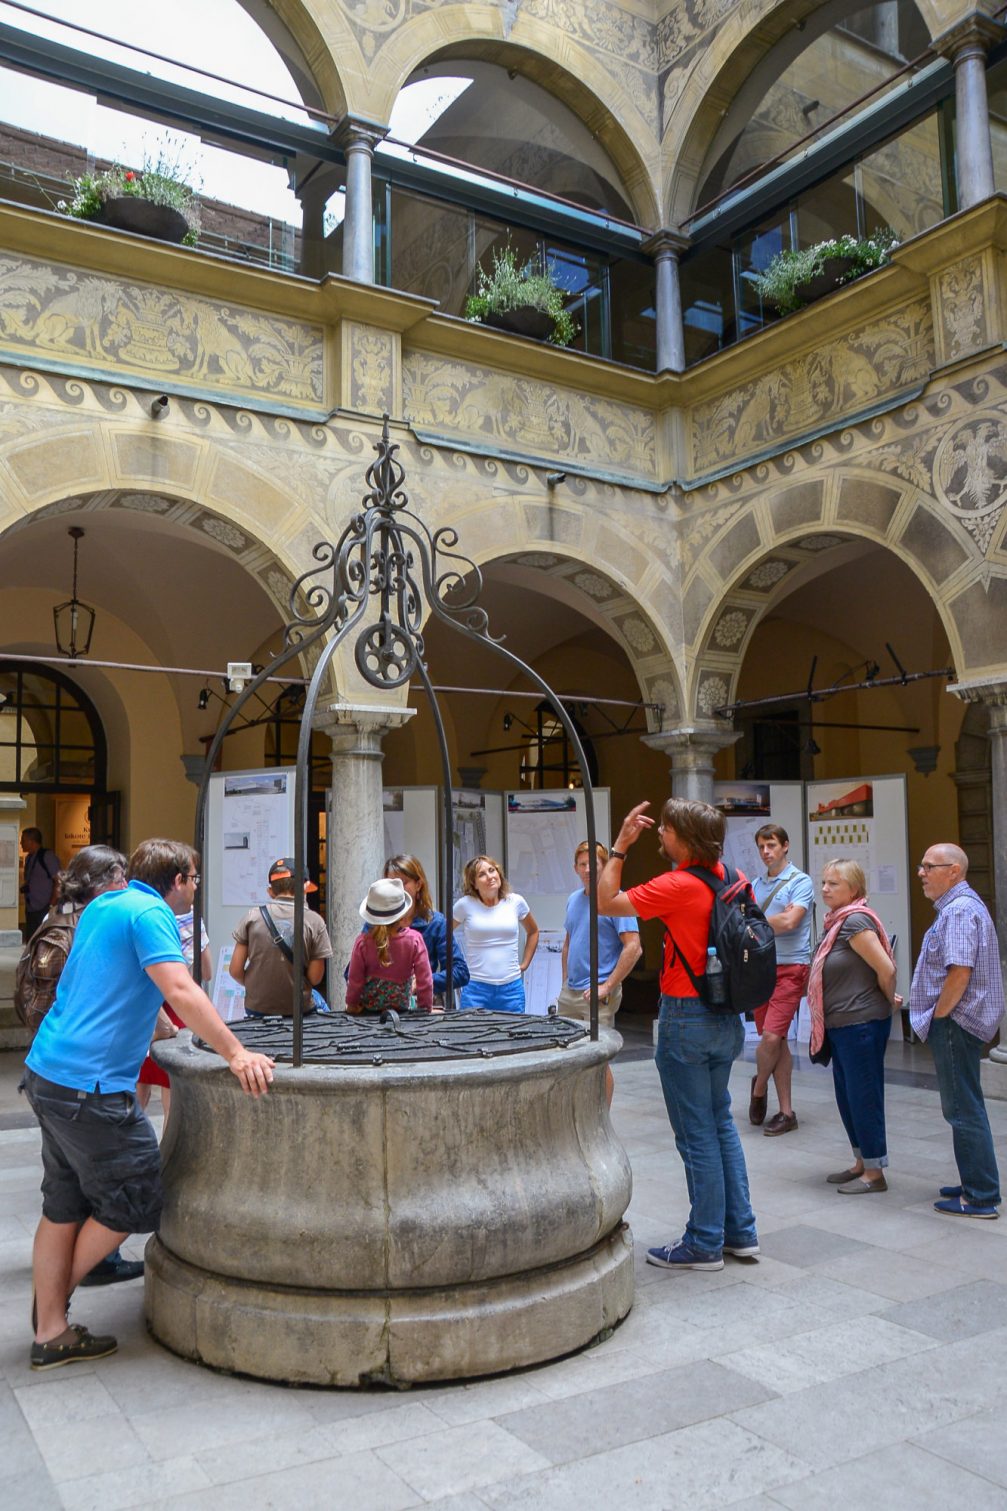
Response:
[598,801,653,917]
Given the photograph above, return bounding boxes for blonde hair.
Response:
[822,857,867,899]
[574,841,608,863]
[463,854,510,899]
[371,923,393,968]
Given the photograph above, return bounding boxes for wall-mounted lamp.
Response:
[150,394,169,418]
[804,736,821,756]
[227,661,254,692]
[197,687,211,710]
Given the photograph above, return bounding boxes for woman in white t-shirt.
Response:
[452,854,539,1013]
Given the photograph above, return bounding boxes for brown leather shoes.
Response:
[749,1075,768,1126]
[763,1111,798,1136]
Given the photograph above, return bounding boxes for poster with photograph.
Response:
[715,782,806,882]
[221,772,291,907]
[505,788,611,931]
[805,774,910,991]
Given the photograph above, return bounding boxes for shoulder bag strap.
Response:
[258,904,295,966]
[760,875,790,912]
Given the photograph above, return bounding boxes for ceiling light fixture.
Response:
[53,527,96,658]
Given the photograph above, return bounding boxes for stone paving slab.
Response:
[1,1047,1006,1508]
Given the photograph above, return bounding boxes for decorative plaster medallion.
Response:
[697,675,730,715]
[796,534,844,552]
[934,411,1007,552]
[745,559,790,590]
[118,493,171,513]
[648,678,680,724]
[201,517,247,550]
[514,553,560,568]
[573,570,615,599]
[712,609,749,648]
[619,615,656,654]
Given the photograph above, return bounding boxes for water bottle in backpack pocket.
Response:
[666,864,777,1015]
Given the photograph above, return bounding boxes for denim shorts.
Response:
[460,977,526,1013]
[23,1068,163,1233]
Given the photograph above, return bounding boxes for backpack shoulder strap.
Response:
[259,904,294,965]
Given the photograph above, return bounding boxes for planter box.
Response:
[98,197,190,243]
[794,254,858,304]
[483,306,555,341]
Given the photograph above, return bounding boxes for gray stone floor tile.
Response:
[0,1419,48,1480]
[14,1375,118,1429]
[56,1456,213,1511]
[913,1407,1007,1488]
[376,1421,551,1500]
[476,1415,808,1509]
[496,1359,774,1464]
[130,1393,316,1460]
[319,1400,446,1455]
[881,1279,1007,1341]
[757,1223,882,1268]
[3,1469,63,1509]
[26,1413,151,1483]
[817,1247,969,1300]
[766,1271,890,1319]
[149,1449,420,1510]
[192,1426,343,1486]
[768,1441,1005,1510]
[419,1374,552,1427]
[716,1314,936,1395]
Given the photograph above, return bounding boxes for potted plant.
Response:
[59,152,201,246]
[753,228,898,315]
[465,245,578,346]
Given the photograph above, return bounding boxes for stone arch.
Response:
[364,25,661,226]
[233,0,357,117]
[663,0,942,225]
[427,530,685,733]
[682,470,972,718]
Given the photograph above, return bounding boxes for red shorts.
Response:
[137,1004,183,1088]
[754,964,809,1038]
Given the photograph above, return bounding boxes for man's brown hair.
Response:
[754,824,789,847]
[659,798,725,867]
[128,839,198,898]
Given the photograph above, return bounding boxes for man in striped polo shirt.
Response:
[909,843,1005,1219]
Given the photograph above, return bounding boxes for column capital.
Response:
[180,753,206,786]
[641,228,690,261]
[948,677,1007,707]
[334,117,388,156]
[318,701,415,751]
[642,723,741,761]
[934,11,1006,60]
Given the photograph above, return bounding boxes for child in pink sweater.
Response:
[346,878,433,1014]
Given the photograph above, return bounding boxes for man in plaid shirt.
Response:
[909,843,1005,1219]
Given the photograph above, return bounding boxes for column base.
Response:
[145,1225,634,1387]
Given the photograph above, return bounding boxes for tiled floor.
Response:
[3,1041,1007,1509]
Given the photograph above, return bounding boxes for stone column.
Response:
[935,14,1005,210]
[641,725,741,805]
[320,703,415,997]
[290,156,347,278]
[335,120,386,284]
[642,229,689,373]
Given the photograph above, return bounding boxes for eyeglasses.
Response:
[184,873,200,885]
[918,862,952,873]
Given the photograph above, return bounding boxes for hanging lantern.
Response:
[53,526,96,657]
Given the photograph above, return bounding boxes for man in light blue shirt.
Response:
[749,825,814,1138]
[558,841,641,1102]
[23,838,275,1373]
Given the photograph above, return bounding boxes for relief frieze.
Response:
[403,352,657,475]
[0,254,325,408]
[690,300,935,476]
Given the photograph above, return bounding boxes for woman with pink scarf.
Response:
[808,859,897,1194]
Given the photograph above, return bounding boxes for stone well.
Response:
[145,1016,633,1387]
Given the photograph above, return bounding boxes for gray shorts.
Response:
[23,1068,163,1233]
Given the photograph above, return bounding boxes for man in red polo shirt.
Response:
[598,796,758,1272]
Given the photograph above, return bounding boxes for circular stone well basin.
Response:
[146,1015,633,1387]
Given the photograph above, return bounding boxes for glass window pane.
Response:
[390,190,473,313]
[797,170,859,246]
[858,113,945,238]
[681,246,733,364]
[609,259,656,368]
[734,215,791,337]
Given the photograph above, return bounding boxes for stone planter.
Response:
[794,254,858,304]
[97,197,190,243]
[146,1028,634,1386]
[483,305,556,340]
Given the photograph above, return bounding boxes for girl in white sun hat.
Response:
[346,877,434,1014]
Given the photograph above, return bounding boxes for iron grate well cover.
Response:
[198,1009,589,1064]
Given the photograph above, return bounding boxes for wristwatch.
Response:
[610,849,627,860]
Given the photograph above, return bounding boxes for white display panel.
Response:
[524,929,565,1014]
[382,787,506,913]
[205,767,296,976]
[504,788,612,933]
[0,823,17,908]
[805,774,911,995]
[715,781,807,880]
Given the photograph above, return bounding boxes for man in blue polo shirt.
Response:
[23,837,274,1371]
[749,824,814,1137]
[558,840,641,1103]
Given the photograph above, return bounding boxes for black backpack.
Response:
[667,864,777,1015]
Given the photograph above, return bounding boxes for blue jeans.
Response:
[829,1016,891,1169]
[929,1016,1001,1206]
[460,977,525,1013]
[655,995,757,1255]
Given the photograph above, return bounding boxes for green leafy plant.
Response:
[59,150,201,245]
[465,244,579,346]
[753,228,899,315]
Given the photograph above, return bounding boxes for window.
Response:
[0,664,104,791]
